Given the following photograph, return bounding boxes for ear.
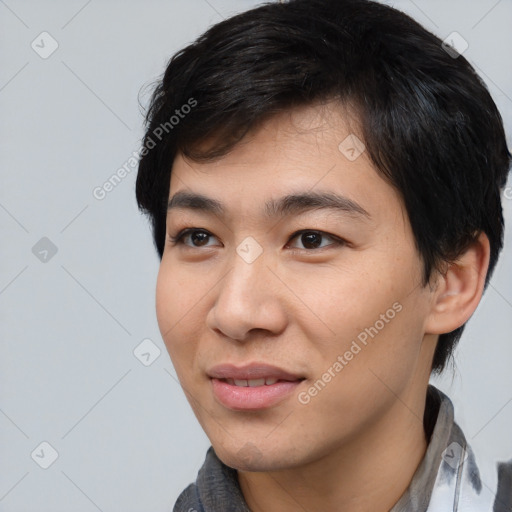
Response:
[424,232,491,335]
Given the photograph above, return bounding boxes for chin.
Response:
[213,439,304,472]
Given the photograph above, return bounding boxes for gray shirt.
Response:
[174,385,512,511]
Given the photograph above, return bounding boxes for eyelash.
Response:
[167,228,347,251]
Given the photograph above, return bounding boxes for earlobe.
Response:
[425,232,490,335]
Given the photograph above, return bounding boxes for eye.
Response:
[168,228,220,248]
[287,230,345,250]
[167,228,346,251]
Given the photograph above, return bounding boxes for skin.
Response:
[156,102,490,511]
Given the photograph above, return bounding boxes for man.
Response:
[135,0,511,510]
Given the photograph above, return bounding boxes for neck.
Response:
[238,388,430,512]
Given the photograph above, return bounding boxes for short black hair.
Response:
[136,0,511,373]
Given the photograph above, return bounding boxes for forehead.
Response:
[168,103,405,225]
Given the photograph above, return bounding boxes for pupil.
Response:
[302,232,321,249]
[192,231,209,246]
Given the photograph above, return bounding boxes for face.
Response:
[156,103,438,471]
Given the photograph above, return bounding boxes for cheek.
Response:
[155,258,198,328]
[155,263,175,335]
[155,260,211,367]
[155,262,193,354]
[284,261,399,343]
[293,255,426,369]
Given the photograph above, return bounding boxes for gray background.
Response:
[1,0,511,510]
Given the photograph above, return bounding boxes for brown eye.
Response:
[288,230,344,250]
[189,231,210,246]
[168,228,220,248]
[300,232,323,249]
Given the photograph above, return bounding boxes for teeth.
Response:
[248,378,266,387]
[226,378,281,387]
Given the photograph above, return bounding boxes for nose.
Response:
[206,251,288,342]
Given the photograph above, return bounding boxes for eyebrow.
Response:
[167,190,371,220]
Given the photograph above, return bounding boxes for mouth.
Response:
[219,377,290,387]
[208,363,306,410]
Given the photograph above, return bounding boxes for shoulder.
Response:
[173,483,202,512]
[424,386,512,511]
[494,459,512,511]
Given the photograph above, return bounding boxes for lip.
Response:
[207,363,304,381]
[208,363,305,411]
